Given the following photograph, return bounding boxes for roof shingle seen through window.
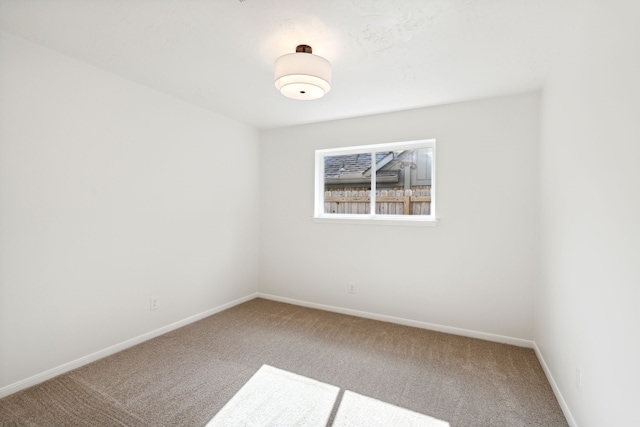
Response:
[324,152,390,178]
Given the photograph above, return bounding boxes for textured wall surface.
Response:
[536,0,640,425]
[260,93,540,341]
[0,33,260,390]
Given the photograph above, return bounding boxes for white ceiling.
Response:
[0,0,584,129]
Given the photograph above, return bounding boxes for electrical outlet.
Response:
[150,296,159,311]
[348,283,356,294]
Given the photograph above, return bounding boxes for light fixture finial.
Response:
[296,45,313,54]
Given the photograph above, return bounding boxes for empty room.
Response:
[0,1,638,426]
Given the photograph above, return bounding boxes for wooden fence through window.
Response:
[324,188,431,215]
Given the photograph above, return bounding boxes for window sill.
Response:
[312,215,439,227]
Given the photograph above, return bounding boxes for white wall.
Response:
[536,1,640,426]
[0,33,259,391]
[259,93,540,342]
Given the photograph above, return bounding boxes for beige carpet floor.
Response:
[0,298,568,426]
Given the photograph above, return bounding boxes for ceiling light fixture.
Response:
[274,45,332,100]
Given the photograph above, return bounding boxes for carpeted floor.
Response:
[0,298,568,426]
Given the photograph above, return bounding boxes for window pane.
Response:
[374,148,432,216]
[316,140,435,221]
[323,153,372,214]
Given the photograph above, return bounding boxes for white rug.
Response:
[206,365,339,427]
[332,391,450,427]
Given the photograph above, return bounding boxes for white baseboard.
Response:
[0,292,259,399]
[257,293,534,348]
[533,342,578,427]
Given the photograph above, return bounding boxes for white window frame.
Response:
[314,139,437,226]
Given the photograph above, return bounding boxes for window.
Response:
[314,139,436,225]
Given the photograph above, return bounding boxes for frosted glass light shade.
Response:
[274,48,332,100]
